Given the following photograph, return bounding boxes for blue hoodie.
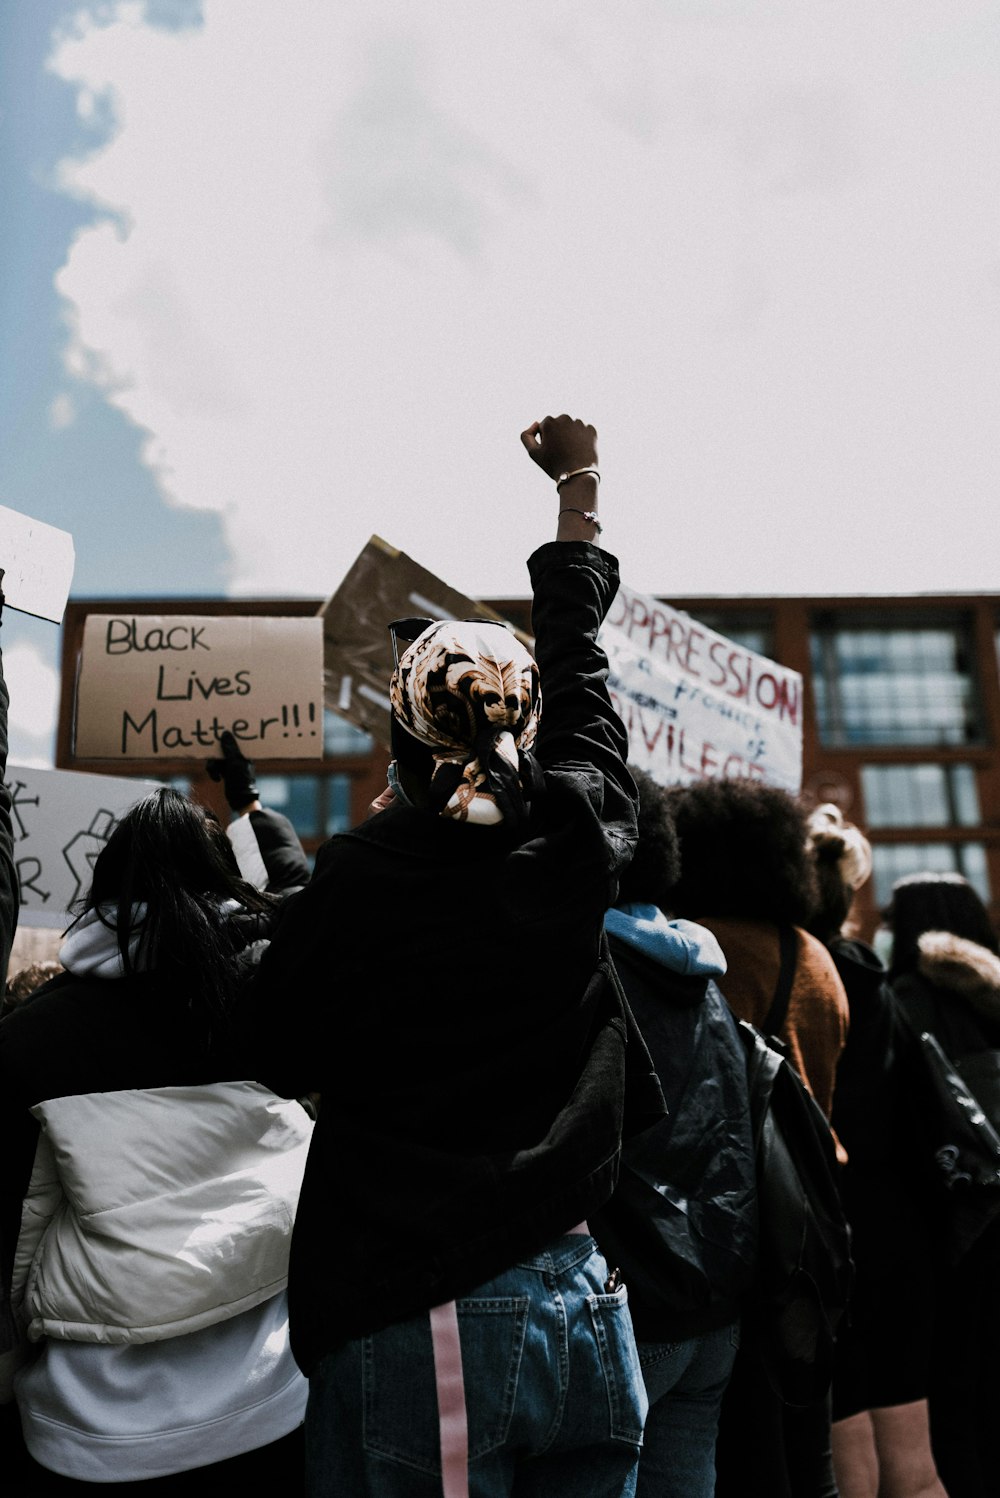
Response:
[605,901,727,979]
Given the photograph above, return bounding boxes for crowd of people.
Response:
[0,416,997,1496]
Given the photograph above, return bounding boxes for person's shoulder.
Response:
[793,926,850,1018]
[3,970,77,1024]
[795,925,840,971]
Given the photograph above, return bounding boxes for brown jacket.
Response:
[697,917,850,1122]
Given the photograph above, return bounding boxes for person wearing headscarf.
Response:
[247,415,664,1498]
[387,614,542,827]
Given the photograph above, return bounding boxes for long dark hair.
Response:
[887,872,998,980]
[80,788,275,1032]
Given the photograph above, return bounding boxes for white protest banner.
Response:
[320,536,520,749]
[74,615,324,761]
[4,765,160,928]
[601,582,803,793]
[0,505,75,622]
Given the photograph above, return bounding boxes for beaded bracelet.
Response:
[558,508,603,535]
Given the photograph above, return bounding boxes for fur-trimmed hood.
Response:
[917,930,1000,1026]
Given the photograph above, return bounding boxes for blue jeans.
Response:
[635,1321,740,1498]
[304,1233,646,1497]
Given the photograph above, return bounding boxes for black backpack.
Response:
[735,925,854,1407]
[894,973,1000,1263]
[593,936,758,1341]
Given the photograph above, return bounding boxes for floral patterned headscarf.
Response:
[389,619,542,826]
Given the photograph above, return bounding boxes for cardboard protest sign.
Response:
[0,505,75,622]
[74,615,323,761]
[4,764,160,928]
[320,536,520,749]
[601,582,803,793]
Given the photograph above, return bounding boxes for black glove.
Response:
[206,730,259,811]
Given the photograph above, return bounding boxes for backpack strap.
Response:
[763,924,798,1037]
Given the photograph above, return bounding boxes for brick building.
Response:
[58,591,1000,938]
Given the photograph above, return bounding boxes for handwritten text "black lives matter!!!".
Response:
[75,615,325,762]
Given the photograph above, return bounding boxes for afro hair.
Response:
[666,777,819,927]
[616,766,682,911]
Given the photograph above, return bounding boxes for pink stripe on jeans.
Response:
[429,1300,470,1498]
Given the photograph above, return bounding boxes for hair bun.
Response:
[807,803,872,891]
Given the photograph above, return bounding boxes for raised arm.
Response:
[517,417,636,903]
[207,730,310,894]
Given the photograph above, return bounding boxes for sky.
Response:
[1,0,999,766]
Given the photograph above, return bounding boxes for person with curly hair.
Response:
[665,777,850,1498]
[667,779,849,1117]
[591,768,756,1498]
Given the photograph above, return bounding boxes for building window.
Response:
[861,763,980,829]
[811,620,981,747]
[870,841,991,907]
[324,712,373,757]
[256,772,357,842]
[325,774,353,835]
[686,611,772,659]
[257,775,322,838]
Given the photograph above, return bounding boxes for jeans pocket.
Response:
[362,1296,529,1475]
[587,1286,647,1446]
[638,1340,684,1370]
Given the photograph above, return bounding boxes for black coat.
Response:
[248,541,665,1372]
[828,938,938,1418]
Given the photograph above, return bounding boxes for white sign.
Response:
[0,505,75,622]
[4,765,160,929]
[600,582,803,793]
[74,614,324,761]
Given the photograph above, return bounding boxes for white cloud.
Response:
[4,641,59,743]
[48,393,77,430]
[46,0,1000,601]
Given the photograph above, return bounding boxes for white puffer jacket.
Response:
[12,1080,312,1345]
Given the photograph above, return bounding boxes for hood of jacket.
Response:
[61,899,247,980]
[60,904,148,979]
[917,930,1000,1027]
[605,903,727,978]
